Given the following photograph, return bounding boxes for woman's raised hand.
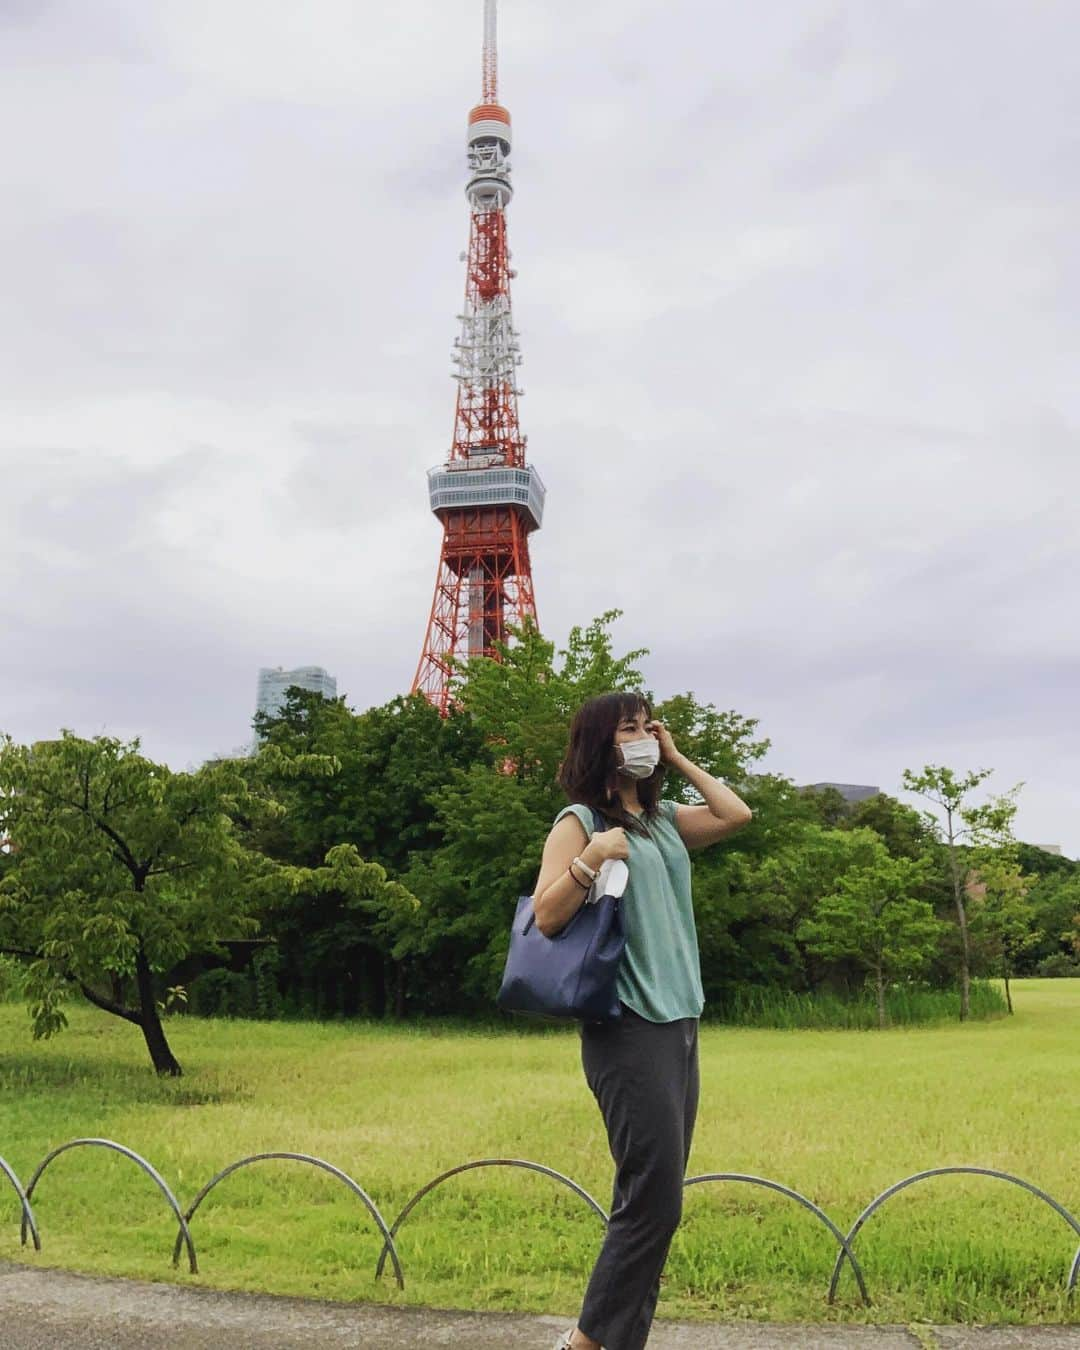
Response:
[646,719,679,764]
[591,827,629,861]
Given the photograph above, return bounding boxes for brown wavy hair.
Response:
[557,691,666,835]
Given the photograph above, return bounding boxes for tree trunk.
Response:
[135,944,182,1076]
[1004,970,1013,1015]
[946,816,971,1021]
[957,948,971,1022]
[874,965,887,1030]
[393,961,406,1020]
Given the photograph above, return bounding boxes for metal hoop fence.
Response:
[171,1151,404,1289]
[2,1138,1078,1306]
[19,1138,198,1274]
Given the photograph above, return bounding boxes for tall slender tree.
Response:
[967,855,1039,1014]
[901,765,1019,1020]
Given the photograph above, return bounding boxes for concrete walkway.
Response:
[1,1262,1078,1349]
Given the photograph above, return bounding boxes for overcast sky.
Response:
[2,0,1078,855]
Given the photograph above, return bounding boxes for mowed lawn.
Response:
[1,980,1078,1327]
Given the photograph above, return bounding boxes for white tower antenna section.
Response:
[482,0,498,102]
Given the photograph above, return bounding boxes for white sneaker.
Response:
[551,1333,574,1350]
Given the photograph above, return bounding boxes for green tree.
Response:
[399,614,646,1008]
[0,732,288,1075]
[249,690,483,1016]
[967,854,1040,1014]
[279,842,425,1018]
[901,765,1019,1021]
[1022,869,1080,972]
[798,834,942,1028]
[683,776,807,1001]
[847,792,940,861]
[732,824,875,995]
[1014,842,1078,881]
[253,689,486,873]
[801,785,854,829]
[454,612,647,782]
[650,694,770,800]
[402,766,552,1008]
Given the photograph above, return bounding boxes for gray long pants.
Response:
[577,1005,700,1350]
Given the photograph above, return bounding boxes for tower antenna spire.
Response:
[482,0,498,103]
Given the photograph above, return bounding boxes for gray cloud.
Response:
[2,0,1078,854]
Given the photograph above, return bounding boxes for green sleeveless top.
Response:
[554,800,705,1023]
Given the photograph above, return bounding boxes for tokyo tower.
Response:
[411,0,544,715]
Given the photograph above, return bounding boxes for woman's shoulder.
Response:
[552,802,601,831]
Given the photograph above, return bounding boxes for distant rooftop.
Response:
[800,782,881,805]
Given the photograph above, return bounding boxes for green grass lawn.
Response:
[1,980,1078,1327]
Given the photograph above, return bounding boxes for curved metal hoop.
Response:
[827,1167,1080,1303]
[174,1152,404,1289]
[374,1158,609,1280]
[0,1155,40,1252]
[21,1138,197,1273]
[683,1172,871,1306]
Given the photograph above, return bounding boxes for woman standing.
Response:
[532,692,753,1350]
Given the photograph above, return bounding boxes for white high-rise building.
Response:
[255,666,337,730]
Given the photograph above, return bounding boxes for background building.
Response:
[800,782,881,806]
[255,666,337,730]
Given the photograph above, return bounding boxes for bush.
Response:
[1035,953,1080,978]
[186,953,285,1020]
[187,968,255,1018]
[0,955,27,1003]
[714,980,1008,1029]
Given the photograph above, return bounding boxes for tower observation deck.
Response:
[411,0,543,715]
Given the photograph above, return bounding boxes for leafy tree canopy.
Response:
[847,792,939,861]
[0,732,288,1073]
[798,832,941,1027]
[251,689,487,874]
[0,731,416,1071]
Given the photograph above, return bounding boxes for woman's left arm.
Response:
[649,721,753,850]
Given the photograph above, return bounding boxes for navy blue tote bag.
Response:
[496,807,625,1021]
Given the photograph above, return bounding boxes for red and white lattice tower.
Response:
[411,0,544,715]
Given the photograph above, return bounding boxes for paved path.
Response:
[1,1262,1079,1348]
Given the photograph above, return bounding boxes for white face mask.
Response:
[616,735,660,779]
